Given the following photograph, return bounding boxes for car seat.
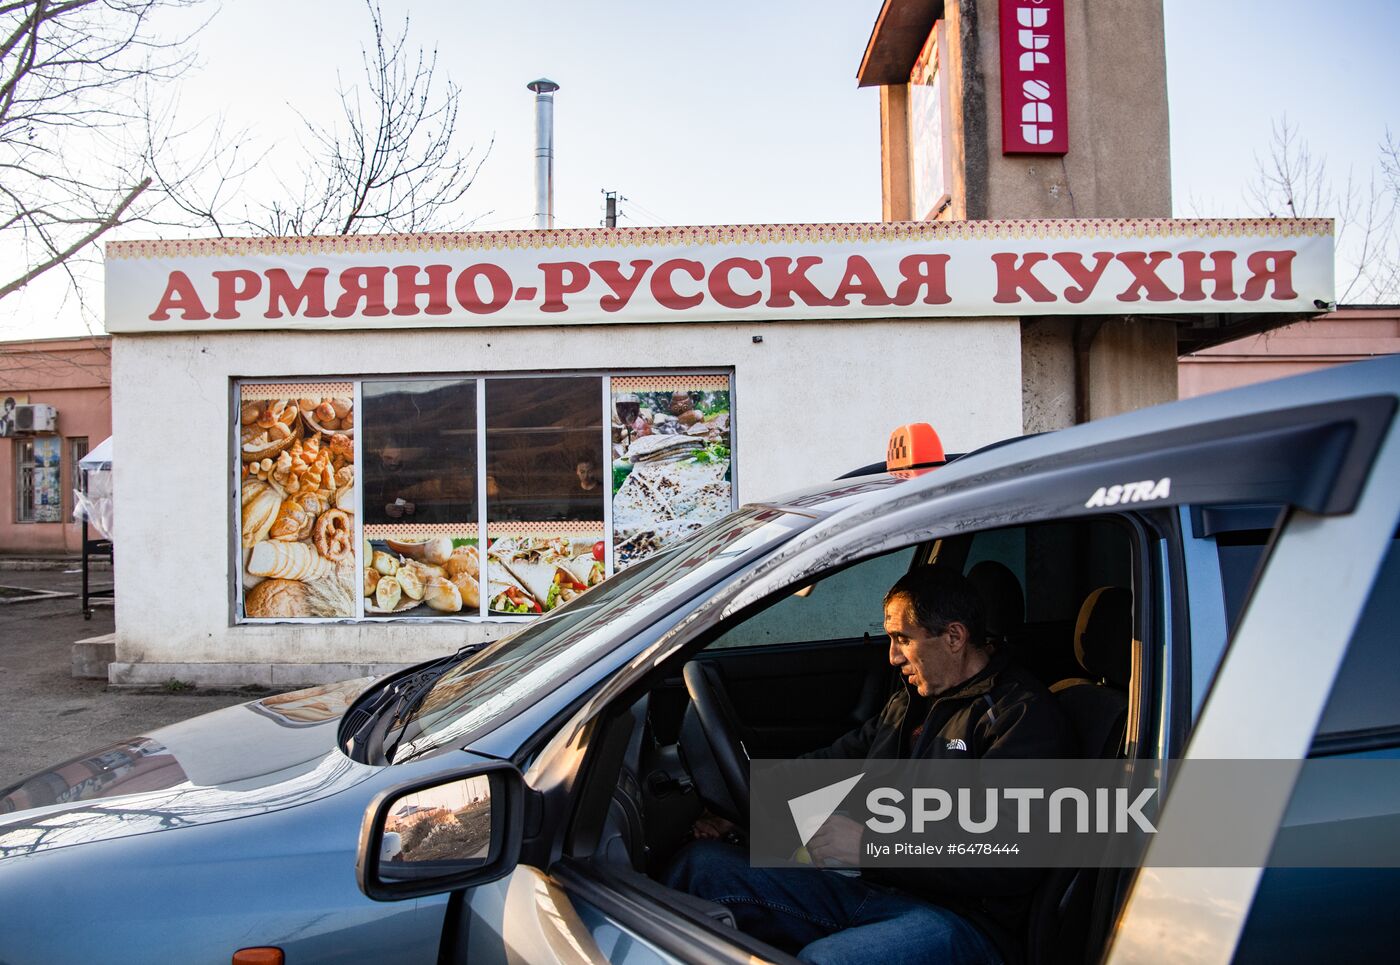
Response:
[966,560,1025,649]
[1050,586,1132,759]
[1025,588,1133,965]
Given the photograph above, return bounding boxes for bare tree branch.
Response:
[157,0,490,240]
[0,0,205,303]
[0,174,147,299]
[1247,116,1399,304]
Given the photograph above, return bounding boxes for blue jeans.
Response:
[664,841,1002,965]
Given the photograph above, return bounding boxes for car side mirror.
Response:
[356,762,524,901]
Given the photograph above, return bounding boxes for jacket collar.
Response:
[928,646,1011,704]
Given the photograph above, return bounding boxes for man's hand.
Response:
[691,811,737,841]
[807,814,864,867]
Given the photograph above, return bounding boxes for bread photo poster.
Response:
[238,383,358,619]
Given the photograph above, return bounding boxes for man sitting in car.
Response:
[666,565,1075,965]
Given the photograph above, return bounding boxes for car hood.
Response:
[0,677,382,858]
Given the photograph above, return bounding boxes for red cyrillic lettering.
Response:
[1115,251,1176,302]
[149,271,210,321]
[893,254,952,305]
[454,264,512,314]
[391,264,453,316]
[708,257,764,309]
[540,261,590,313]
[829,255,895,307]
[212,270,262,320]
[264,268,329,318]
[765,256,833,308]
[1050,252,1114,304]
[1177,251,1238,302]
[991,252,1055,303]
[651,259,706,310]
[592,259,653,312]
[332,267,391,317]
[1241,251,1298,301]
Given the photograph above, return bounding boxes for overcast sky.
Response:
[1,0,1395,341]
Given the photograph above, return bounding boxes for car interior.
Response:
[560,515,1144,964]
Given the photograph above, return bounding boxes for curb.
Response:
[0,558,111,572]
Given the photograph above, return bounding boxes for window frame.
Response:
[68,436,89,519]
[14,436,64,525]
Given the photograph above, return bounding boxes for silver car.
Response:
[3,355,1398,964]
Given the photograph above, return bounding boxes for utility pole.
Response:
[601,189,621,228]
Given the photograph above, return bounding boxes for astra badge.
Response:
[1085,477,1171,509]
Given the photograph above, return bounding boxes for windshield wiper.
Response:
[341,645,483,762]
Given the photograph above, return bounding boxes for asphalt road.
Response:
[0,567,259,787]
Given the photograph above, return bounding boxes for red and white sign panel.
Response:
[104,220,1334,334]
[1000,0,1069,155]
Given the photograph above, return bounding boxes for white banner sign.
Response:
[105,219,1334,334]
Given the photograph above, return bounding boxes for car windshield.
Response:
[388,506,813,762]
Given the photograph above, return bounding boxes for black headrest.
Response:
[1073,587,1133,688]
[966,561,1025,643]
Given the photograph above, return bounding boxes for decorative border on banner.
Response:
[488,521,605,536]
[612,375,731,392]
[107,218,1335,260]
[241,382,353,400]
[364,523,479,538]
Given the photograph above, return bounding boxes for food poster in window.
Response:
[484,377,606,615]
[361,379,480,617]
[610,376,733,567]
[32,435,62,521]
[485,522,606,616]
[363,529,481,617]
[238,383,357,619]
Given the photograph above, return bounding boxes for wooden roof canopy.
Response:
[857,0,946,87]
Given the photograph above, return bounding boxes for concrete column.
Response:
[964,0,1172,220]
[880,84,913,221]
[1021,318,1076,432]
[1021,316,1179,432]
[1085,317,1179,421]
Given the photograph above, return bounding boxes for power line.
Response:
[622,195,668,225]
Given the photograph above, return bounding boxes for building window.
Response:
[234,371,734,623]
[15,436,62,523]
[69,437,90,510]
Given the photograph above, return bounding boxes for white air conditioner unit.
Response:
[13,404,58,433]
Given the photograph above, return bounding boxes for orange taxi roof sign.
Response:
[886,423,946,471]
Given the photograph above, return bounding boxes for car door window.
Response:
[1181,504,1284,723]
[1312,531,1400,745]
[1232,532,1400,964]
[705,546,918,650]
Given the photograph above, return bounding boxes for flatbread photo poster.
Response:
[485,522,607,616]
[610,376,733,568]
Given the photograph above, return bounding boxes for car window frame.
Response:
[539,506,1158,965]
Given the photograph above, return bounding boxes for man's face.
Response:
[884,596,956,697]
[576,461,597,488]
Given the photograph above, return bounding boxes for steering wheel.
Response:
[682,660,752,821]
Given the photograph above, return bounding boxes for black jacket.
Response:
[804,649,1074,765]
[804,649,1075,961]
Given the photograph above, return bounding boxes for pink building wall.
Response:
[1178,307,1400,399]
[0,336,112,555]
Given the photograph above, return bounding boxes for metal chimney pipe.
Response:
[527,78,560,229]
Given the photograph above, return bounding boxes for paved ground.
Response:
[0,566,262,787]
